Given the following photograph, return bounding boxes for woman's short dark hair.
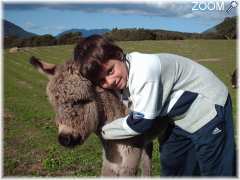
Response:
[74,35,125,85]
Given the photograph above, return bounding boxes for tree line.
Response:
[4,32,82,48]
[104,28,227,41]
[4,17,237,49]
[104,17,236,41]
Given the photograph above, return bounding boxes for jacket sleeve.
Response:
[101,112,154,140]
[131,81,162,120]
[101,80,163,140]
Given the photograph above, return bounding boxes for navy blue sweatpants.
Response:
[160,95,236,176]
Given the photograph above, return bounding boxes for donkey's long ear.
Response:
[29,56,56,78]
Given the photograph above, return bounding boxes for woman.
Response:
[74,35,236,176]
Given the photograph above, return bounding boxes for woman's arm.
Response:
[101,112,154,139]
[102,81,162,139]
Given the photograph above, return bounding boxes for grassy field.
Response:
[4,40,237,176]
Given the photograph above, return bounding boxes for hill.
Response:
[4,19,37,38]
[203,16,237,39]
[57,28,110,37]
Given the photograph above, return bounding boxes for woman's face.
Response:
[98,59,128,90]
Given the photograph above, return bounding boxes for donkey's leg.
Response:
[101,145,142,176]
[119,146,142,176]
[141,142,153,176]
[101,159,118,176]
[101,145,120,176]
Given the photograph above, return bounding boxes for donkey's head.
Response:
[30,56,101,148]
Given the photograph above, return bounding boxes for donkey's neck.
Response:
[96,90,128,132]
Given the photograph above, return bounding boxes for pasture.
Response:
[4,40,237,176]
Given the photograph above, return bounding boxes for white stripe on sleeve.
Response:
[167,90,184,113]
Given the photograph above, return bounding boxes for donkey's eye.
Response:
[72,101,81,106]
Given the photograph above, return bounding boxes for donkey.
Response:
[231,69,238,89]
[29,56,168,176]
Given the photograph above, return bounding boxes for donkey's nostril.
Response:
[58,133,83,147]
[58,134,72,147]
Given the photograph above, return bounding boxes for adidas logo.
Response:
[212,127,222,135]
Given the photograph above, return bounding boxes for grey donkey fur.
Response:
[30,56,168,176]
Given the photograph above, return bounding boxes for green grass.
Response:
[4,40,237,176]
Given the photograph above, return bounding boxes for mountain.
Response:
[202,16,237,39]
[57,28,111,37]
[4,20,37,38]
[203,26,217,34]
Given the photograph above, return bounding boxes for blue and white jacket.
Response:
[101,52,228,139]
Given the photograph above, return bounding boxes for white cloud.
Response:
[182,13,195,18]
[5,1,237,20]
[24,21,38,29]
[22,22,67,35]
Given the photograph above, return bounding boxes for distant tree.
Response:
[105,28,156,41]
[4,36,19,48]
[30,36,41,46]
[201,33,225,39]
[4,34,57,48]
[39,34,57,46]
[57,32,82,45]
[152,30,185,40]
[25,34,57,46]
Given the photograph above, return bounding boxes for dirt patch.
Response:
[5,150,46,176]
[196,58,221,62]
[28,161,43,173]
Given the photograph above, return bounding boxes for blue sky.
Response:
[3,1,238,36]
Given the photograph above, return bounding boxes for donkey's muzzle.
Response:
[58,133,83,147]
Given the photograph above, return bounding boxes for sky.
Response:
[3,0,238,36]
